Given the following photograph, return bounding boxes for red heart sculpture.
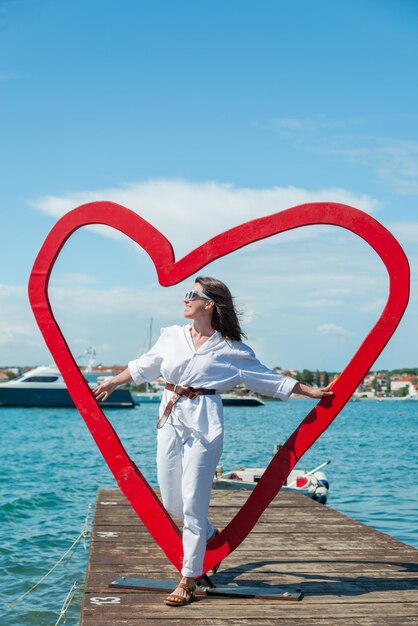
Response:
[28,201,409,574]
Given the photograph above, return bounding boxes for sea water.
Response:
[1,399,417,624]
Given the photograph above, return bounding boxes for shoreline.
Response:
[267,395,418,402]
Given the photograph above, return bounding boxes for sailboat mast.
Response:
[148,318,153,350]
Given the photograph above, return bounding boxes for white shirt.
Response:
[128,324,297,442]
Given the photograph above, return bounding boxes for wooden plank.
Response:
[80,488,418,626]
[89,529,406,547]
[95,488,318,508]
[82,596,418,618]
[79,619,418,626]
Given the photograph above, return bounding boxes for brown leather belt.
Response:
[156,382,217,429]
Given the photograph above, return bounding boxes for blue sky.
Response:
[1,0,418,371]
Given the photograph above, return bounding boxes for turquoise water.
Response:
[1,399,417,624]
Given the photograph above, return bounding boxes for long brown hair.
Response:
[195,276,246,341]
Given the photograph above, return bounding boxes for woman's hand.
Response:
[292,382,335,399]
[93,378,118,402]
[92,367,133,402]
[308,383,334,399]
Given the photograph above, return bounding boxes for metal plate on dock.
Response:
[110,576,303,601]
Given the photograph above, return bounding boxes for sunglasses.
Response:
[184,290,213,301]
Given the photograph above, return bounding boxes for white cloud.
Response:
[377,142,418,195]
[31,178,380,256]
[388,222,418,245]
[294,298,344,309]
[51,273,98,286]
[0,284,47,362]
[355,298,388,313]
[49,283,180,316]
[0,324,32,346]
[316,323,355,339]
[265,115,418,196]
[270,115,365,137]
[0,278,181,365]
[313,140,418,196]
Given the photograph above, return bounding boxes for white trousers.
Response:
[157,422,223,577]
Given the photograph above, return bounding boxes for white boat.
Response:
[220,394,265,406]
[0,365,135,408]
[213,459,330,504]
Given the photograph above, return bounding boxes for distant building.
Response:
[275,368,299,378]
[390,377,418,397]
[80,365,127,375]
[0,368,21,381]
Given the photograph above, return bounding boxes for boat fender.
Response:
[312,492,327,504]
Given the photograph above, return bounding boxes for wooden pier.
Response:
[80,487,418,625]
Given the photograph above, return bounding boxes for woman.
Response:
[93,276,333,606]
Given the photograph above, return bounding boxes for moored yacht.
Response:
[0,366,135,408]
[220,393,265,406]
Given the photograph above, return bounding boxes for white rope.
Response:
[82,503,91,550]
[7,504,92,609]
[54,579,83,626]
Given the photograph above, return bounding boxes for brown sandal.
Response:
[165,582,196,606]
